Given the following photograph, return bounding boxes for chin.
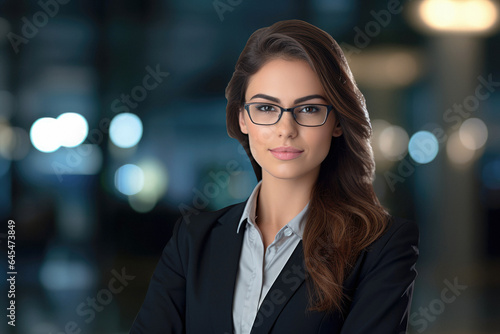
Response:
[263,166,315,181]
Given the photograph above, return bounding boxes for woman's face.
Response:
[239,58,343,182]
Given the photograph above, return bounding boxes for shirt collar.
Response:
[237,180,309,239]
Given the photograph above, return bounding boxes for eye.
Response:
[298,105,320,113]
[256,104,277,112]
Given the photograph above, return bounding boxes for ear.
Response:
[239,109,248,134]
[332,121,343,137]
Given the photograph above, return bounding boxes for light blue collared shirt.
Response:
[232,180,309,334]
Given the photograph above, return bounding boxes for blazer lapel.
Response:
[250,240,306,334]
[208,201,247,334]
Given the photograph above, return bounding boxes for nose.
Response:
[275,110,298,138]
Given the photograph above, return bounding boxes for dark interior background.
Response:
[0,0,499,333]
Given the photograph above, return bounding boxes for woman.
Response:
[130,19,419,334]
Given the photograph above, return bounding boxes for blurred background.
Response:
[0,0,499,333]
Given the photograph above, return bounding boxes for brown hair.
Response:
[225,19,390,314]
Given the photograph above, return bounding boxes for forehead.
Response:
[245,58,325,101]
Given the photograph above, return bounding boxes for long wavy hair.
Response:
[225,19,390,314]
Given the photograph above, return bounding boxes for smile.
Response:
[269,147,304,160]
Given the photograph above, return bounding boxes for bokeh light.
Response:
[459,118,488,150]
[128,159,169,213]
[29,113,89,153]
[39,258,95,290]
[114,164,144,196]
[417,0,498,34]
[57,112,89,148]
[1,122,30,160]
[408,131,439,164]
[7,127,30,160]
[30,117,61,153]
[0,120,13,158]
[379,125,409,161]
[109,113,143,148]
[371,119,391,164]
[447,131,476,165]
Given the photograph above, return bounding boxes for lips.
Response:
[269,146,304,160]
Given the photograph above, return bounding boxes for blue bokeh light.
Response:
[408,131,439,164]
[114,164,144,195]
[109,113,143,148]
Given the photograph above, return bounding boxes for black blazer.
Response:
[130,200,419,334]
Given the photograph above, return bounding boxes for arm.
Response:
[130,216,187,334]
[340,219,419,334]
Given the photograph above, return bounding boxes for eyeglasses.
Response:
[244,102,333,127]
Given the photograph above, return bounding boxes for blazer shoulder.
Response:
[365,215,419,255]
[176,200,247,236]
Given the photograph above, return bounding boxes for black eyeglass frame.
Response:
[243,102,334,127]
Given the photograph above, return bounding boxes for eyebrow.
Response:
[248,94,327,104]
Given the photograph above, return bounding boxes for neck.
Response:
[256,169,317,231]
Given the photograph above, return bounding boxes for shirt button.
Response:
[284,228,293,237]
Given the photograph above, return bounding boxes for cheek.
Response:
[246,126,273,160]
[309,131,333,160]
[247,125,273,147]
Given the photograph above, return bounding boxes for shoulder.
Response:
[366,215,419,255]
[175,200,247,238]
[355,215,419,278]
[344,215,419,292]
